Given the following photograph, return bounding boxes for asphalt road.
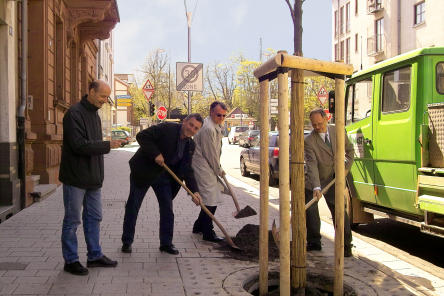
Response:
[220,137,444,280]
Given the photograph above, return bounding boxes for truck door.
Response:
[345,76,377,204]
[373,65,417,212]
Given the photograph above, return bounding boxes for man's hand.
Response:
[154,154,165,167]
[110,140,122,149]
[313,189,322,201]
[192,192,202,206]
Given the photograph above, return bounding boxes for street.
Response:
[219,137,444,281]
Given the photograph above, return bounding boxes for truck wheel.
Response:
[268,168,278,186]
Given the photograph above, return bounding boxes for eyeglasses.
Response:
[216,114,226,118]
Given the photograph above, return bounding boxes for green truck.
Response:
[338,47,444,238]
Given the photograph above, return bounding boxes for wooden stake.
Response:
[334,78,345,296]
[290,69,307,289]
[259,79,270,296]
[278,67,290,296]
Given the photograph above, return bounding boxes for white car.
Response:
[227,126,249,144]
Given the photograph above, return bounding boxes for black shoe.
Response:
[203,231,224,243]
[87,255,118,268]
[121,243,132,253]
[344,247,353,257]
[307,243,322,252]
[159,245,179,255]
[64,261,89,276]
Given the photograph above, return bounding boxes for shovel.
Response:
[220,174,257,219]
[271,178,337,246]
[162,164,241,251]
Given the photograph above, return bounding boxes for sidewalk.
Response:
[0,147,442,295]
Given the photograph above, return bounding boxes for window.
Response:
[375,18,384,52]
[334,10,338,37]
[340,6,344,35]
[414,2,425,25]
[346,3,350,32]
[375,0,382,10]
[382,66,411,113]
[340,41,345,62]
[346,38,350,64]
[334,43,339,61]
[355,0,358,15]
[346,77,373,123]
[437,62,444,94]
[355,33,359,53]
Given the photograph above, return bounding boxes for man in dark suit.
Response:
[121,114,203,255]
[304,108,354,257]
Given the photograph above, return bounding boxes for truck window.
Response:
[346,77,372,124]
[382,66,411,113]
[437,62,444,94]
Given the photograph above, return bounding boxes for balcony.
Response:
[367,34,386,56]
[368,0,383,13]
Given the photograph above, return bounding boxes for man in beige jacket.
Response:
[191,101,228,242]
[305,108,354,257]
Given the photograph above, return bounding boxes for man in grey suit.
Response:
[304,108,354,257]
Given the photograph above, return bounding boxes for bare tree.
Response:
[139,50,169,107]
[204,62,236,108]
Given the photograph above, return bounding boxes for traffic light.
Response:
[149,102,155,116]
[328,90,335,114]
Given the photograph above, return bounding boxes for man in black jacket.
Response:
[59,80,120,276]
[121,114,203,255]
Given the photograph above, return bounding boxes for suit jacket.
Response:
[304,125,354,190]
[129,122,198,192]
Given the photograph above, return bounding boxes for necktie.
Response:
[325,135,332,149]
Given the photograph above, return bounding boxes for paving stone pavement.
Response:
[0,146,443,295]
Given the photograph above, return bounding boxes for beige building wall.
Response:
[332,0,444,72]
[97,34,115,140]
[0,0,20,219]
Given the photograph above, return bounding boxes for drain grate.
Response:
[0,262,28,270]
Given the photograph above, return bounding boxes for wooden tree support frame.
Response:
[254,51,353,296]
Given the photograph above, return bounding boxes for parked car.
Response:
[228,126,249,144]
[111,130,131,147]
[239,130,310,186]
[238,130,260,147]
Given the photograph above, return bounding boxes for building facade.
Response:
[332,0,444,71]
[0,0,119,221]
[97,35,116,140]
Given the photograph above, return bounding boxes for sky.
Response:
[113,0,332,77]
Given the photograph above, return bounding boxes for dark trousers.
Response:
[305,184,352,248]
[193,206,217,237]
[122,175,180,247]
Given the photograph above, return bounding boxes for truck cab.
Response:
[343,47,444,237]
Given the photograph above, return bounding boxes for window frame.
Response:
[414,1,425,26]
[436,62,444,95]
[381,66,412,114]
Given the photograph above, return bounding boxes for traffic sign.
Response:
[324,109,332,121]
[143,90,154,101]
[317,86,328,106]
[117,102,132,107]
[116,94,131,99]
[157,106,167,120]
[117,98,132,103]
[176,62,203,91]
[142,79,154,102]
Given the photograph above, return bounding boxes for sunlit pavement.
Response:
[0,140,442,295]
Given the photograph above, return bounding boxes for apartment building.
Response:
[97,35,116,140]
[332,0,444,71]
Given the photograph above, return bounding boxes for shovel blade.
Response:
[234,205,257,219]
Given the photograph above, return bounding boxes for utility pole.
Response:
[187,11,192,114]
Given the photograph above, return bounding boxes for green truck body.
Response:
[344,47,444,237]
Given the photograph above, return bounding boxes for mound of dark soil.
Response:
[220,224,279,261]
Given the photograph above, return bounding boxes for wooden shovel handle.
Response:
[162,164,239,249]
[305,178,336,210]
[221,174,241,212]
